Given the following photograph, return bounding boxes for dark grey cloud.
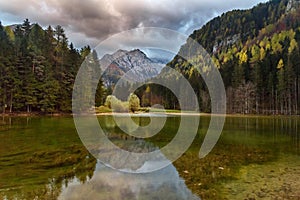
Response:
[0,0,268,48]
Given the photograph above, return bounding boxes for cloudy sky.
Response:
[0,0,268,55]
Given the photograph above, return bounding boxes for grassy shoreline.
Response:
[0,112,72,117]
[1,110,300,118]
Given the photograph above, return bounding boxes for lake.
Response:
[0,115,299,199]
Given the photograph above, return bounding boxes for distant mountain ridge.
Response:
[100,49,165,85]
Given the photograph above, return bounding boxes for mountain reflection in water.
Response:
[59,160,200,200]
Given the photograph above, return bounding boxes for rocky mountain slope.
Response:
[100,49,165,85]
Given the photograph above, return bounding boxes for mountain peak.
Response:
[115,49,129,55]
[131,49,145,54]
[128,49,148,59]
[100,49,165,86]
[104,49,147,60]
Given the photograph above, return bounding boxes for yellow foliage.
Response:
[277,59,284,69]
[259,41,265,48]
[4,26,15,41]
[265,42,271,51]
[212,56,221,68]
[251,45,260,62]
[288,39,298,54]
[238,51,248,64]
[260,47,266,61]
[145,86,151,93]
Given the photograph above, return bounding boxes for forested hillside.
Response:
[2,0,300,115]
[163,0,300,114]
[0,19,104,114]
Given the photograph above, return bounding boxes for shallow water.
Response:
[0,115,299,199]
